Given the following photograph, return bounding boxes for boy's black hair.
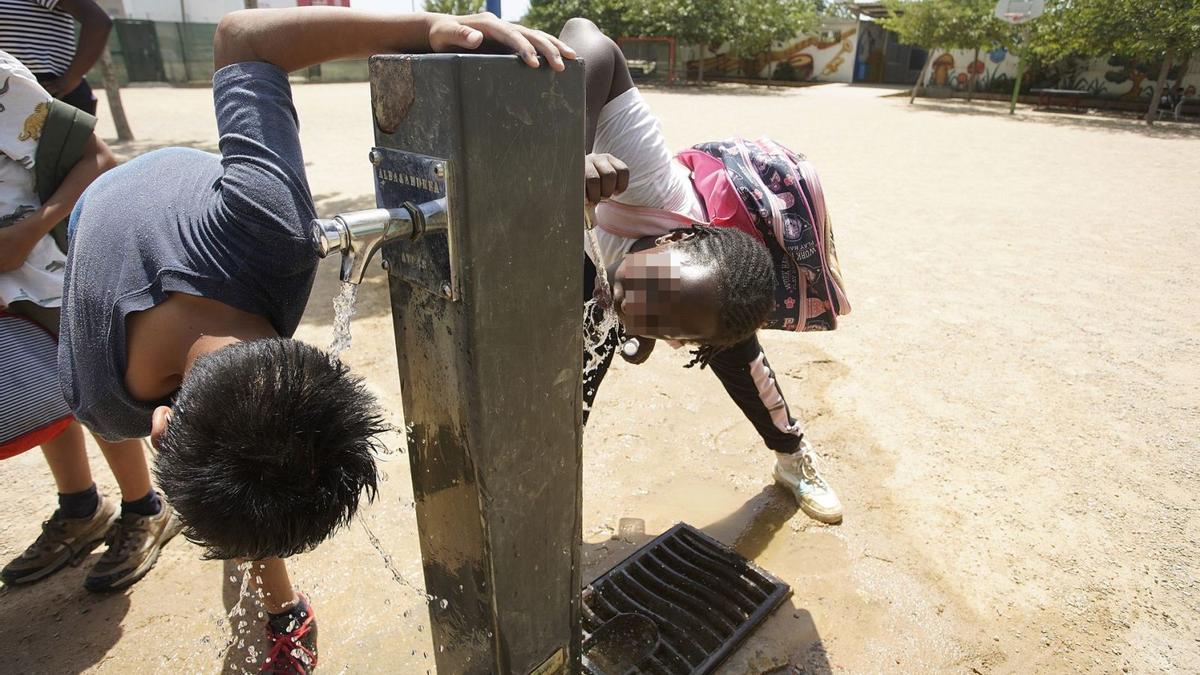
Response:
[155,338,385,560]
[673,225,775,368]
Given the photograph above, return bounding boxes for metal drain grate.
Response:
[582,523,792,674]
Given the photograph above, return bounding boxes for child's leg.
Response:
[707,335,805,453]
[2,422,117,584]
[707,336,843,523]
[94,435,153,502]
[41,421,95,495]
[253,557,317,670]
[559,17,635,149]
[82,435,182,592]
[251,557,300,614]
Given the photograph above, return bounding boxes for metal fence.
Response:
[89,18,369,86]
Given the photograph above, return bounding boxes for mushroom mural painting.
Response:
[932,53,955,86]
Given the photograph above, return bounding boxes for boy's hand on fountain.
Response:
[585,153,630,206]
[427,13,577,71]
[619,337,655,365]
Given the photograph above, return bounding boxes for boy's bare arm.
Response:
[214,8,575,73]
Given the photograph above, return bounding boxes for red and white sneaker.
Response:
[261,594,318,673]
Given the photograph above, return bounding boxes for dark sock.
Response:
[268,595,311,634]
[58,484,100,519]
[121,489,162,517]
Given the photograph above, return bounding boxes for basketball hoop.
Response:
[995,0,1045,24]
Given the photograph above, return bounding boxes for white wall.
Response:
[925,47,1200,98]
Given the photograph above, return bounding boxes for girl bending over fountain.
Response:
[566,17,849,526]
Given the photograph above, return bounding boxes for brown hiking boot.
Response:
[84,492,183,592]
[1,496,119,585]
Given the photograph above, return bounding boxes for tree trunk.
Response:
[910,48,933,104]
[967,46,979,102]
[1145,48,1175,125]
[1175,51,1191,92]
[697,45,705,84]
[99,46,133,142]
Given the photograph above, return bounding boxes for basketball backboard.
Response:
[995,0,1045,24]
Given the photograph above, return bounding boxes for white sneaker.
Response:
[774,441,843,524]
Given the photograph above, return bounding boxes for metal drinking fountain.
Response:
[313,54,585,674]
[311,194,448,285]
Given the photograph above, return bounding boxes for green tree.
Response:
[882,0,1014,103]
[425,0,485,13]
[631,0,735,83]
[881,0,957,102]
[1033,0,1200,124]
[727,0,820,78]
[956,0,1015,100]
[523,0,633,36]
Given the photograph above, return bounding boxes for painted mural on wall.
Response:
[684,21,859,84]
[926,47,1200,98]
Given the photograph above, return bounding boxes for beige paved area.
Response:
[0,81,1197,674]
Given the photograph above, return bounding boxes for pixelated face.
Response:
[611,233,720,341]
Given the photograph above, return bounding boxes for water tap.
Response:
[310,198,448,285]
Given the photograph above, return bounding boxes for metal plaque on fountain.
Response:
[370,147,459,300]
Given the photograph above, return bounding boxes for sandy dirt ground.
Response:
[0,80,1197,674]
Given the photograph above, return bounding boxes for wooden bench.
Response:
[1032,88,1089,112]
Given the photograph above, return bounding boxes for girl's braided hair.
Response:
[669,225,775,369]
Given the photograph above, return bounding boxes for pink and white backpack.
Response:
[596,137,850,332]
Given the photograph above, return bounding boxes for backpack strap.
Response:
[593,199,701,240]
[34,99,97,253]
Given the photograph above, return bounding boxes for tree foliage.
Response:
[523,0,818,50]
[424,0,486,14]
[1030,0,1200,63]
[523,0,633,36]
[1027,0,1200,122]
[880,0,1013,51]
[727,0,821,61]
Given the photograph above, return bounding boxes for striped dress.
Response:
[0,312,72,458]
[0,0,77,77]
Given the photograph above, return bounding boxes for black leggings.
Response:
[34,74,98,117]
[583,256,804,453]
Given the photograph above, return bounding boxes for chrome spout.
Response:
[310,198,447,284]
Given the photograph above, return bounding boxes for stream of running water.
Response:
[584,212,621,413]
[327,281,359,362]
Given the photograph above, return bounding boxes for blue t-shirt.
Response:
[58,62,318,441]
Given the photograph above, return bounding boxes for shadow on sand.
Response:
[0,557,130,672]
[905,99,1200,139]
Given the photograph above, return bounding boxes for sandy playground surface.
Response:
[0,81,1197,674]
